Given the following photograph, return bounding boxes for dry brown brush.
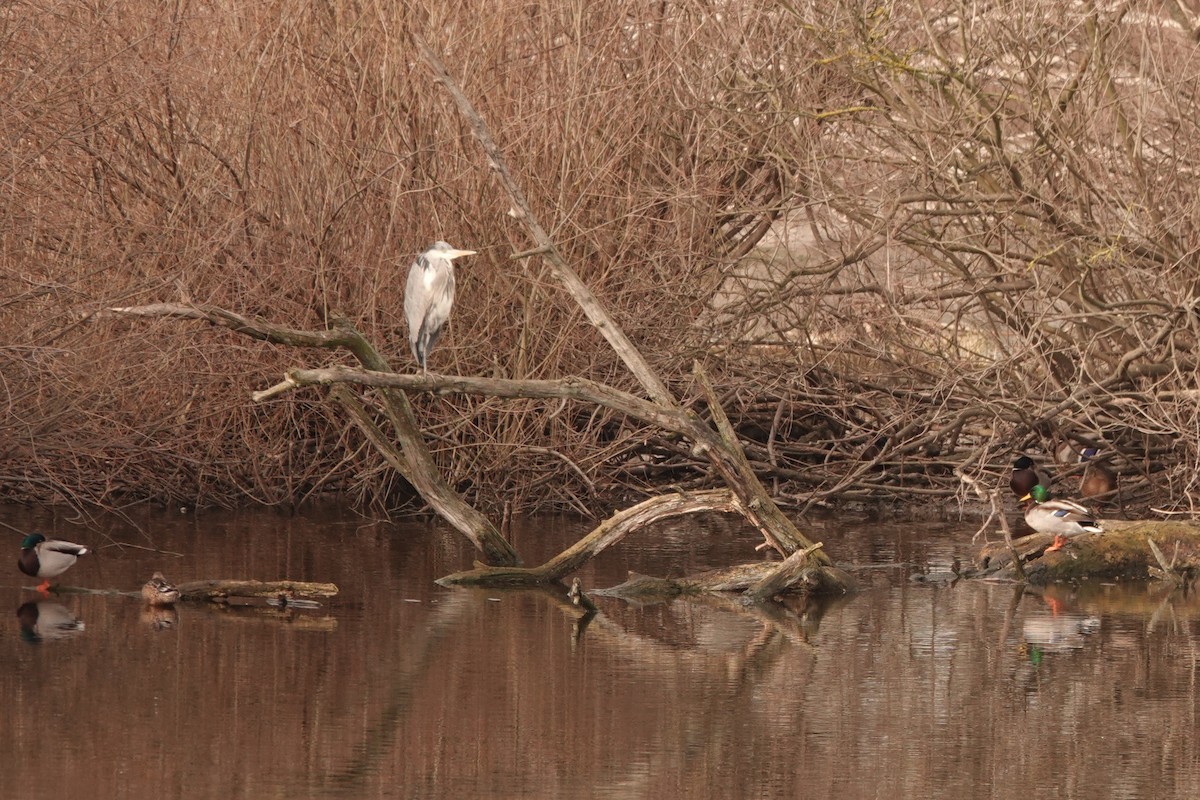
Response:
[2,0,1200,515]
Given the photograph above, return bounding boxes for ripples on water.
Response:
[0,504,1197,799]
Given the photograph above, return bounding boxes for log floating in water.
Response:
[176,579,339,602]
[591,559,859,604]
[974,519,1200,585]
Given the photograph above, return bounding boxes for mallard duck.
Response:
[141,572,180,607]
[1078,447,1118,500]
[18,533,89,592]
[16,601,85,644]
[1020,484,1103,552]
[1010,455,1045,499]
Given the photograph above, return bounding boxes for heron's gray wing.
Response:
[405,255,457,366]
[404,255,431,342]
[419,261,456,337]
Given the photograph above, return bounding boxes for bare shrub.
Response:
[3,0,1199,514]
[701,1,1200,513]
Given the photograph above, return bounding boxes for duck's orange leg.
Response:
[36,579,51,594]
[1044,535,1068,553]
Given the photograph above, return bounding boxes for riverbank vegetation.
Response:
[4,1,1199,521]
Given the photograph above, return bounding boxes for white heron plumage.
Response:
[403,241,477,371]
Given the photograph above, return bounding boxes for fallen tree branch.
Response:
[265,362,854,592]
[437,489,741,586]
[1147,537,1186,586]
[109,303,522,567]
[262,366,697,437]
[409,32,851,593]
[742,542,828,603]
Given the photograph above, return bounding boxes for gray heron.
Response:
[404,240,477,372]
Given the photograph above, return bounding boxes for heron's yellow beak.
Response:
[446,249,477,260]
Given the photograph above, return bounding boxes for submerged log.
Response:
[974,519,1200,584]
[591,559,859,605]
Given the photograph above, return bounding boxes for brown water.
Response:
[1,504,1198,799]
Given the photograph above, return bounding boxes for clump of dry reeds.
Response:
[3,1,1200,515]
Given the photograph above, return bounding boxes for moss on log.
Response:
[975,519,1200,584]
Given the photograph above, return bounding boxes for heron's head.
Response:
[426,241,478,260]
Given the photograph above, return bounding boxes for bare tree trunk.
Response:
[405,33,844,591]
[113,300,852,596]
[109,304,521,566]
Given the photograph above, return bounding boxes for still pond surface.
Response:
[0,503,1197,799]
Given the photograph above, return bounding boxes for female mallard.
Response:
[18,534,89,592]
[1078,447,1118,500]
[141,572,180,607]
[1020,484,1103,552]
[1010,456,1045,499]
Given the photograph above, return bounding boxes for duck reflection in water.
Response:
[140,606,178,632]
[16,601,85,644]
[1022,612,1100,666]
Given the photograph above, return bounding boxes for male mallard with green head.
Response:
[1010,456,1045,499]
[141,572,180,607]
[18,533,89,593]
[1020,484,1103,553]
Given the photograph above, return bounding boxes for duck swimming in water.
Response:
[141,572,180,607]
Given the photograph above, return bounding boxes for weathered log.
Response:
[48,578,339,605]
[742,542,828,602]
[176,579,339,601]
[974,519,1200,584]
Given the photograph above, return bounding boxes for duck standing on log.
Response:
[18,533,89,593]
[1020,484,1103,553]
